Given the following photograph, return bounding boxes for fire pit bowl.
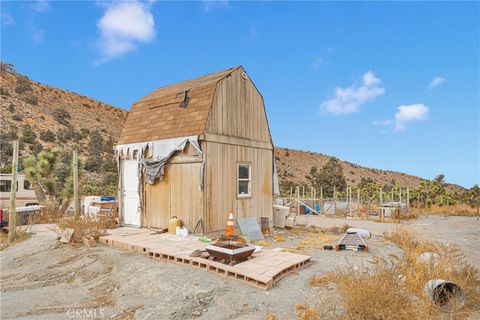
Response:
[206,235,256,262]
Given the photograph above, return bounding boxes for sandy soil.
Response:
[1,216,479,320]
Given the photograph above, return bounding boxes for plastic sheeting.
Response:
[115,136,204,188]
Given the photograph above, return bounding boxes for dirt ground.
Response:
[1,215,479,320]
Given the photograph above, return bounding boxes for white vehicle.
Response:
[0,173,38,208]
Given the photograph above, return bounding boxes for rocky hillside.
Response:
[0,66,127,171]
[0,64,463,195]
[274,147,464,194]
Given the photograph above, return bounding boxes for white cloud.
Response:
[320,71,385,115]
[1,12,14,27]
[372,119,392,126]
[31,0,50,12]
[312,57,325,69]
[394,104,429,131]
[95,1,155,64]
[429,76,446,89]
[202,0,229,12]
[30,26,45,44]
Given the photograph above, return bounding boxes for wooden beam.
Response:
[200,133,273,150]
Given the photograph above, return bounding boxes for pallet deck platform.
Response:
[99,227,311,290]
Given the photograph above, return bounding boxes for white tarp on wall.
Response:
[115,135,204,187]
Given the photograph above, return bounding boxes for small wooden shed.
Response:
[115,66,275,233]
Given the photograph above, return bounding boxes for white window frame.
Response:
[237,162,252,198]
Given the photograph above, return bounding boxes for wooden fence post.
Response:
[8,140,19,243]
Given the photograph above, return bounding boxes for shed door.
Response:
[122,159,140,226]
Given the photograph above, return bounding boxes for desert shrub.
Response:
[21,125,36,144]
[40,129,56,142]
[57,126,78,142]
[82,179,117,196]
[23,95,38,105]
[7,104,15,112]
[80,128,90,138]
[52,108,71,126]
[59,217,114,243]
[0,61,15,72]
[0,88,10,96]
[84,156,102,172]
[29,142,43,153]
[12,114,23,121]
[15,75,32,94]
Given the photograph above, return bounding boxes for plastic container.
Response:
[169,216,181,234]
[346,228,371,239]
[181,227,189,238]
[175,226,181,236]
[315,204,321,212]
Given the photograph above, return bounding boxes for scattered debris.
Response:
[336,232,368,252]
[237,217,264,241]
[424,279,466,313]
[346,227,371,239]
[82,235,96,248]
[60,228,74,244]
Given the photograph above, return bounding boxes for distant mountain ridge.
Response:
[0,65,463,193]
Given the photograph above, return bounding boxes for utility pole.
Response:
[8,140,19,243]
[73,149,80,218]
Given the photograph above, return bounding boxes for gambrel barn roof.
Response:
[118,66,243,145]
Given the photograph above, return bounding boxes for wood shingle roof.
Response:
[117,66,240,144]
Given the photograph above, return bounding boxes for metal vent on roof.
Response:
[177,90,190,108]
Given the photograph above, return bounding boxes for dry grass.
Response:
[295,303,323,320]
[283,231,337,253]
[307,228,480,319]
[265,312,278,320]
[0,225,35,249]
[59,217,115,244]
[410,204,479,217]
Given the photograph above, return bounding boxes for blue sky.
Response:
[1,1,479,187]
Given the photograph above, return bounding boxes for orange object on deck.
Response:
[225,211,235,236]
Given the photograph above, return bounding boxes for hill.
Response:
[0,63,463,196]
[0,65,127,183]
[274,147,464,194]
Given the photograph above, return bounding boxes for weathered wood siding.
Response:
[204,142,273,233]
[203,67,274,233]
[206,67,271,143]
[144,143,203,231]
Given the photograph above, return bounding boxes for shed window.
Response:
[237,163,251,197]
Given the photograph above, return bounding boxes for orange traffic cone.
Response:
[225,211,235,236]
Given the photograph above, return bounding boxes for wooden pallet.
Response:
[99,229,311,290]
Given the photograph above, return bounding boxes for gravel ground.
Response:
[1,216,478,320]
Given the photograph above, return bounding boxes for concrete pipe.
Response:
[346,228,371,239]
[424,279,466,313]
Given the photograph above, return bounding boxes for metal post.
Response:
[73,149,80,218]
[8,140,19,243]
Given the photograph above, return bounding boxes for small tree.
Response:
[23,148,84,218]
[306,157,347,198]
